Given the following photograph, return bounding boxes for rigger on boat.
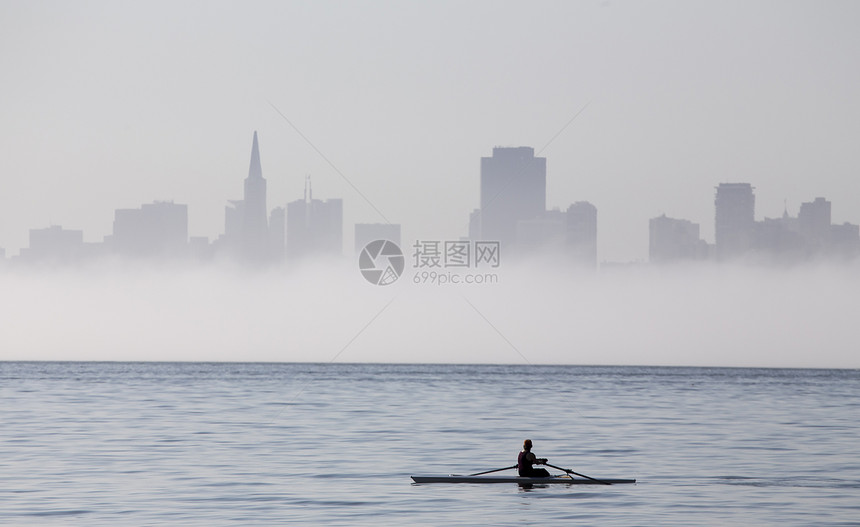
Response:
[412,439,636,485]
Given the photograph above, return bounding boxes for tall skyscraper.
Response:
[715,183,755,259]
[242,131,268,256]
[286,177,343,260]
[479,146,546,249]
[223,132,270,262]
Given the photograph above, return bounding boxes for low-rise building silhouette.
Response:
[516,202,598,268]
[754,209,804,263]
[830,222,860,259]
[18,225,87,264]
[106,201,188,259]
[649,214,707,263]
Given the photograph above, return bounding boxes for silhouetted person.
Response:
[518,439,550,477]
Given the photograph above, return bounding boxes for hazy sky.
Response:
[2,1,859,261]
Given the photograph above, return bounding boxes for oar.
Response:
[468,464,518,476]
[545,463,611,485]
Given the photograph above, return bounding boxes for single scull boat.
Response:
[411,475,636,484]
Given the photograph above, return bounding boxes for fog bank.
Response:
[1,261,857,368]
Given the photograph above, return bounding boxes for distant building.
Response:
[224,199,244,242]
[223,131,270,262]
[746,197,859,263]
[517,210,566,252]
[830,222,860,259]
[269,206,286,261]
[798,198,831,237]
[188,236,213,261]
[798,197,832,254]
[650,215,706,263]
[19,225,85,264]
[355,223,401,253]
[566,201,598,268]
[242,131,268,254]
[107,201,188,259]
[753,210,804,263]
[515,202,598,268]
[479,146,546,250]
[715,183,755,259]
[286,177,343,260]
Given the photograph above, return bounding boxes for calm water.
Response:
[1,362,858,525]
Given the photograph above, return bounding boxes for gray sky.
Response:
[2,0,860,261]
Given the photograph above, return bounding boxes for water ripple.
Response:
[2,362,859,525]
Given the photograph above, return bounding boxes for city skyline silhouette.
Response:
[3,132,857,267]
[3,3,859,264]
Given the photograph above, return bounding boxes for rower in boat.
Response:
[518,439,550,477]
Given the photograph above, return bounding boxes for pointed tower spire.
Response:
[240,131,268,260]
[248,131,262,180]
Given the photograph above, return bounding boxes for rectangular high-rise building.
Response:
[798,197,831,251]
[479,146,546,249]
[286,195,343,260]
[715,183,755,259]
